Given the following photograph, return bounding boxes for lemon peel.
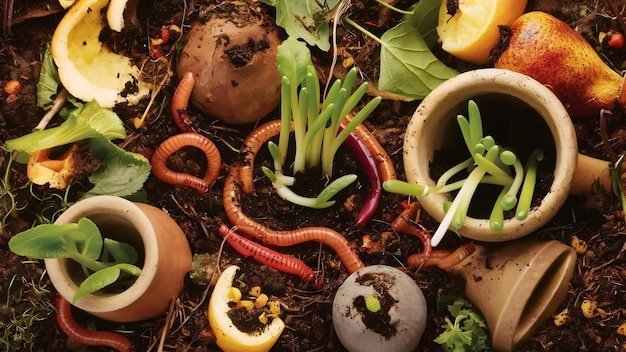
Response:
[208,265,285,352]
[59,0,76,9]
[51,0,151,107]
[436,0,527,64]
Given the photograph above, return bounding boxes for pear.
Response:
[493,11,626,117]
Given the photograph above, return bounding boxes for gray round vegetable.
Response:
[332,265,427,352]
[176,15,282,124]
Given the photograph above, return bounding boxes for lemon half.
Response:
[51,0,151,107]
[208,265,285,352]
[437,0,528,65]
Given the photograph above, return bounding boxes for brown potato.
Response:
[176,17,282,124]
[494,11,626,117]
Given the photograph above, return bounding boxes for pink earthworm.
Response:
[434,243,476,269]
[347,118,397,182]
[223,162,365,274]
[171,71,195,132]
[151,132,221,193]
[218,224,323,289]
[55,296,133,352]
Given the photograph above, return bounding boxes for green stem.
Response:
[516,149,544,220]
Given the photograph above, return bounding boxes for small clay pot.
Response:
[445,238,577,351]
[404,68,578,242]
[45,195,192,322]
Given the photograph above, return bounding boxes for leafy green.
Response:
[36,43,60,110]
[82,136,151,199]
[434,294,490,351]
[407,0,441,47]
[4,100,126,154]
[373,20,458,100]
[8,217,141,303]
[259,0,340,51]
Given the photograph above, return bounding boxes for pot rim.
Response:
[45,195,159,310]
[404,68,578,242]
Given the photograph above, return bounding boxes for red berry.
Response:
[608,32,624,49]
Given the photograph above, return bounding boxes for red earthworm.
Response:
[151,132,221,193]
[239,119,283,194]
[171,71,195,132]
[391,201,433,265]
[434,243,476,269]
[407,249,452,269]
[340,124,381,227]
[218,224,323,289]
[345,117,397,182]
[223,162,365,273]
[55,296,133,352]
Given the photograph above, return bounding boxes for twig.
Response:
[33,87,68,131]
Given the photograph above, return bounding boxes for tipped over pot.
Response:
[45,195,192,322]
[404,68,578,242]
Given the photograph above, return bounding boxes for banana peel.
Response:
[51,0,151,107]
[208,265,285,352]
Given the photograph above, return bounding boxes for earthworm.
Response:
[218,224,323,289]
[55,296,133,352]
[239,119,283,194]
[340,125,381,226]
[433,242,476,269]
[391,201,433,267]
[344,117,397,182]
[171,71,195,132]
[151,132,221,193]
[223,162,365,273]
[407,249,452,269]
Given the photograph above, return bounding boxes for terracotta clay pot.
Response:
[45,195,192,322]
[445,238,577,351]
[404,68,578,242]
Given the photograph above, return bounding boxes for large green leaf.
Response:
[8,218,102,260]
[103,238,139,265]
[378,21,459,100]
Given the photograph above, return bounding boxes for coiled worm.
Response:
[55,296,133,352]
[218,224,323,289]
[151,132,221,193]
[171,71,195,133]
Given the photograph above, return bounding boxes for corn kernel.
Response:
[255,293,269,309]
[571,235,588,254]
[554,308,569,327]
[248,286,262,297]
[258,312,268,324]
[581,299,597,319]
[268,301,281,315]
[227,287,242,302]
[237,300,255,311]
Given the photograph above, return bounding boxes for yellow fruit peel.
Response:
[51,0,151,108]
[208,265,285,352]
[436,0,528,64]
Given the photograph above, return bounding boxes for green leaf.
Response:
[36,43,60,110]
[72,263,141,303]
[103,238,138,265]
[8,218,102,260]
[277,36,313,85]
[4,100,125,153]
[82,137,151,198]
[273,0,340,51]
[378,21,458,100]
[407,0,441,48]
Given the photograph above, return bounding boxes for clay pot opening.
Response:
[430,93,556,219]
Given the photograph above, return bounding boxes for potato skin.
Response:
[494,11,625,117]
[176,17,282,124]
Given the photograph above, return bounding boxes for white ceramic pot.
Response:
[45,195,192,322]
[404,68,578,242]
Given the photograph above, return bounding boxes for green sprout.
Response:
[365,294,381,313]
[268,36,381,208]
[8,217,141,303]
[383,100,543,246]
